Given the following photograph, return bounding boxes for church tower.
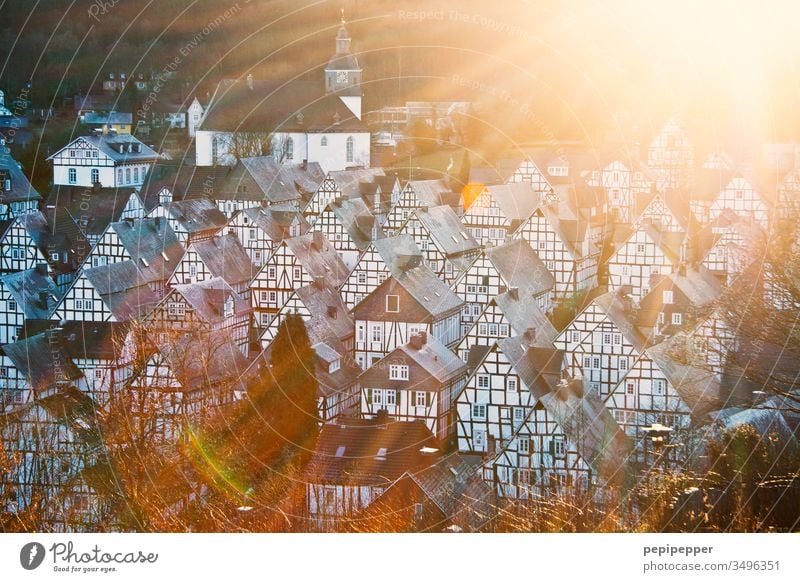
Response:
[324,12,362,119]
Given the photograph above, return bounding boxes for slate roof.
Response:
[0,156,41,204]
[359,333,466,390]
[173,277,250,324]
[243,205,311,242]
[191,232,257,288]
[328,168,386,201]
[162,198,228,235]
[593,291,650,353]
[82,112,133,125]
[47,134,158,163]
[139,163,232,210]
[311,341,362,398]
[305,418,441,487]
[109,217,183,284]
[60,321,130,360]
[485,239,555,296]
[237,157,325,204]
[294,282,353,346]
[159,331,250,390]
[23,208,90,275]
[199,78,368,133]
[328,196,377,250]
[406,180,455,208]
[82,260,161,320]
[285,231,350,288]
[487,182,539,222]
[413,204,478,257]
[493,290,557,345]
[372,234,423,276]
[45,185,139,239]
[496,337,564,400]
[2,330,84,397]
[0,264,61,319]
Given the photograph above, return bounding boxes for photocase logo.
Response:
[20,542,46,570]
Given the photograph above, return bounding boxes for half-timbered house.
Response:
[383,179,452,236]
[303,167,385,225]
[359,332,466,445]
[586,158,656,223]
[397,204,480,284]
[0,214,47,274]
[0,156,40,220]
[148,198,228,244]
[303,417,440,530]
[352,263,463,369]
[168,231,256,299]
[646,118,695,191]
[462,182,539,247]
[0,264,60,344]
[607,224,684,298]
[553,290,647,398]
[313,196,379,270]
[227,204,309,268]
[339,234,421,310]
[250,231,349,327]
[452,239,554,335]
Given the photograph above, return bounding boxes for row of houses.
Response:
[1,113,798,530]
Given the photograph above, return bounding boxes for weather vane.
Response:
[341,8,346,24]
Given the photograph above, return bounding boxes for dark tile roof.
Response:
[496,337,564,400]
[328,196,377,250]
[0,264,60,319]
[173,277,250,324]
[82,260,161,321]
[305,418,440,487]
[199,78,368,133]
[285,231,350,288]
[412,204,478,257]
[295,282,353,346]
[110,217,184,284]
[47,134,158,163]
[163,198,228,235]
[485,239,555,296]
[372,234,423,275]
[192,232,257,288]
[2,329,84,397]
[45,184,139,238]
[243,204,311,242]
[60,321,130,360]
[493,291,557,344]
[0,155,41,204]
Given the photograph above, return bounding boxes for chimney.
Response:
[419,204,429,213]
[302,159,308,170]
[523,327,537,346]
[246,73,254,90]
[154,216,162,229]
[508,287,519,300]
[327,305,337,319]
[35,263,48,276]
[375,409,390,425]
[678,263,687,277]
[409,331,427,350]
[38,290,49,306]
[310,231,324,251]
[313,275,326,289]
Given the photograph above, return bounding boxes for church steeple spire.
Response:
[336,10,351,55]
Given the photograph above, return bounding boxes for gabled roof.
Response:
[493,290,557,344]
[412,204,478,257]
[0,156,41,204]
[372,234,423,276]
[496,337,563,400]
[284,231,349,288]
[486,182,539,222]
[47,134,158,163]
[82,112,133,125]
[1,330,83,397]
[238,157,324,204]
[109,217,183,284]
[405,179,453,207]
[295,282,353,346]
[311,341,362,398]
[355,264,463,322]
[328,168,386,200]
[242,204,311,242]
[173,277,250,324]
[158,330,249,390]
[359,333,466,389]
[0,264,61,319]
[593,291,649,353]
[45,185,139,238]
[539,379,632,482]
[191,232,256,288]
[485,239,554,296]
[82,260,161,320]
[162,198,228,235]
[139,163,231,210]
[199,78,368,133]
[21,209,89,275]
[328,196,377,250]
[60,321,130,360]
[305,418,440,486]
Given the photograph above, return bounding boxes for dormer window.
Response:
[224,296,235,317]
[329,358,340,373]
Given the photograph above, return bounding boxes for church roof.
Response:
[199,78,367,134]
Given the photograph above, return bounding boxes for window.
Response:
[583,356,592,369]
[125,168,131,184]
[593,357,600,369]
[389,364,409,381]
[134,167,139,182]
[654,379,666,395]
[672,312,683,325]
[285,138,294,161]
[321,136,328,147]
[167,302,185,316]
[472,403,487,419]
[489,324,499,336]
[293,267,302,280]
[478,323,488,336]
[513,407,525,427]
[370,324,382,343]
[268,266,276,279]
[356,324,365,342]
[8,299,16,311]
[626,381,635,395]
[613,334,622,345]
[329,358,340,373]
[518,437,530,454]
[637,243,646,254]
[346,137,354,163]
[69,150,76,157]
[552,437,566,458]
[248,228,257,241]
[619,357,628,370]
[663,290,674,304]
[507,377,517,392]
[603,333,612,345]
[477,375,490,389]
[117,169,123,184]
[94,369,103,379]
[571,331,581,343]
[415,391,427,407]
[385,294,400,313]
[268,291,276,302]
[68,168,77,184]
[357,272,367,284]
[385,390,397,406]
[658,312,665,324]
[91,169,99,184]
